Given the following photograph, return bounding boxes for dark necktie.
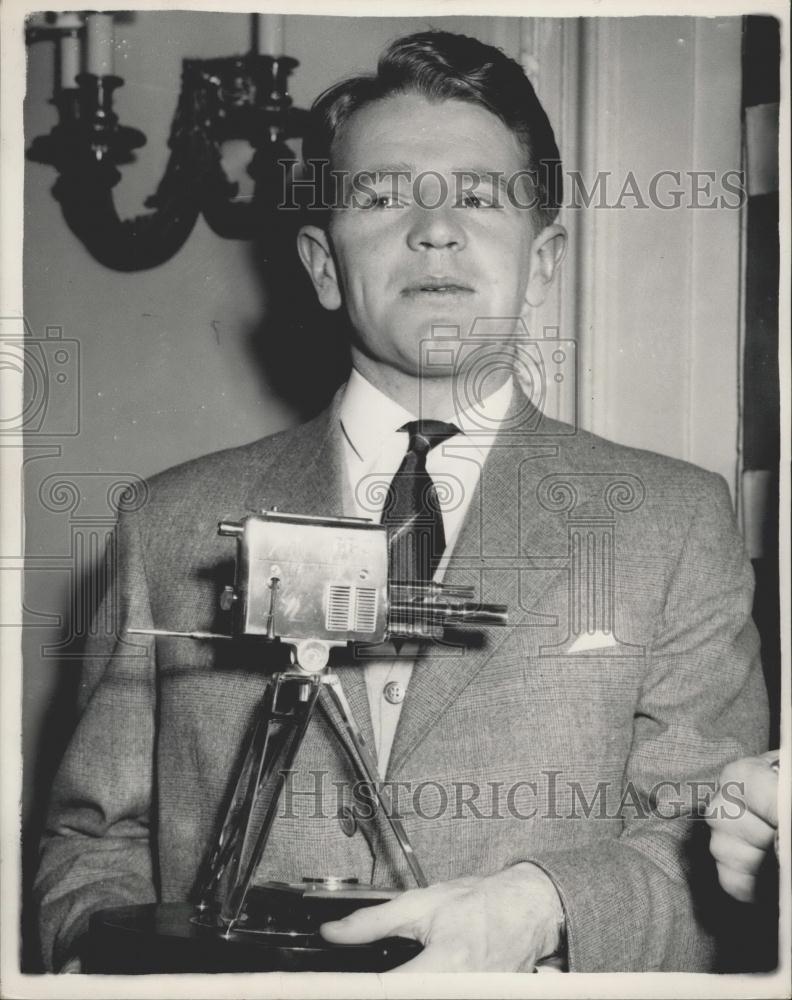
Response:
[381,419,459,586]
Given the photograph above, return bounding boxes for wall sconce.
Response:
[25,12,309,271]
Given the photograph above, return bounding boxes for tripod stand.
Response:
[195,663,427,935]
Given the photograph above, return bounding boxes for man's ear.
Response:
[523,223,568,309]
[297,225,342,311]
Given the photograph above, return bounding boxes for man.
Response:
[35,30,768,973]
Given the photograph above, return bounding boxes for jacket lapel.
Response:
[387,386,571,776]
[243,386,349,519]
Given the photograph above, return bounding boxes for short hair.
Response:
[303,30,562,227]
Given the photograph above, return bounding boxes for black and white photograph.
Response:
[1,1,788,995]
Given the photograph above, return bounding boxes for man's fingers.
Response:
[715,866,759,904]
[320,895,420,944]
[715,757,779,827]
[709,829,768,873]
[707,801,777,850]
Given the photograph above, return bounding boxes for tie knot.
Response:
[401,419,459,457]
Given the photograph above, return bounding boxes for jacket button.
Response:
[338,805,357,837]
[383,680,406,704]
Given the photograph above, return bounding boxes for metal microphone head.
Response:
[387,579,508,638]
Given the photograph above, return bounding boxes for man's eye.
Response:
[459,192,495,208]
[364,194,402,209]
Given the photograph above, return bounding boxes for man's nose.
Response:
[406,204,466,252]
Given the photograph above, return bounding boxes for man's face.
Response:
[299,92,564,387]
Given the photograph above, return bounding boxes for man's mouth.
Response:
[401,277,474,296]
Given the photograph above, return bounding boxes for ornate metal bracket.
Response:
[26,46,310,271]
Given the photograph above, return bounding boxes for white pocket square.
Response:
[567,630,619,653]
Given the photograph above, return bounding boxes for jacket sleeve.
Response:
[34,509,158,972]
[520,472,769,971]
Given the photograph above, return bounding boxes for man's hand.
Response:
[320,863,564,972]
[706,751,779,903]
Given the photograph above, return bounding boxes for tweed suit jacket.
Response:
[36,383,768,972]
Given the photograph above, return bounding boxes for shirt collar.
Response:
[339,368,414,464]
[339,367,515,463]
[453,373,514,438]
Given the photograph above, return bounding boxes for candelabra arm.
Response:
[27,54,311,270]
[200,140,298,241]
[30,72,222,271]
[52,171,203,272]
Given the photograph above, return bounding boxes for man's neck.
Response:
[350,356,511,420]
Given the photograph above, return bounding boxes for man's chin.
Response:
[399,298,477,324]
[397,312,481,344]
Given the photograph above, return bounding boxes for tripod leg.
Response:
[197,675,282,908]
[322,675,428,889]
[198,673,318,917]
[221,674,322,931]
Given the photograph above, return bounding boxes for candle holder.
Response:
[26,26,311,271]
[28,74,145,172]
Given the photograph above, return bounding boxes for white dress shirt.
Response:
[338,368,514,773]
